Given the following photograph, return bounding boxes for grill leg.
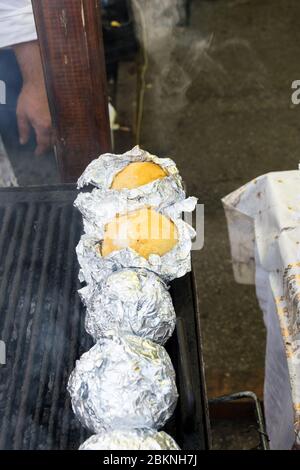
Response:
[209,391,270,450]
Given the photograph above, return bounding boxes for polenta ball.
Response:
[110,162,167,190]
[101,208,178,259]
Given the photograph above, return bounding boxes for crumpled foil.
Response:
[67,335,178,433]
[79,429,180,450]
[75,181,186,233]
[77,146,183,195]
[76,198,197,284]
[79,269,176,344]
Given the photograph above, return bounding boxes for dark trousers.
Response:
[0,50,22,153]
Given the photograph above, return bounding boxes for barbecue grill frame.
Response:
[0,185,210,450]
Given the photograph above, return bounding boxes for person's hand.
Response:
[16,81,52,156]
[13,41,53,156]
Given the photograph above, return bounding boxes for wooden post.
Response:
[31,0,112,182]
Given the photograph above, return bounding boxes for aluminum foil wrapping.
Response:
[76,198,197,284]
[79,269,176,344]
[77,146,183,197]
[67,335,178,433]
[75,183,186,234]
[79,429,180,450]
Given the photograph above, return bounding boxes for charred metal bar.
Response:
[31,0,112,182]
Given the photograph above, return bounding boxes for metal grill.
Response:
[0,186,210,450]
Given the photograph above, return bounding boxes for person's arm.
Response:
[0,1,53,156]
[13,40,52,156]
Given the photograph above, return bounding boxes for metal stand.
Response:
[210,391,270,450]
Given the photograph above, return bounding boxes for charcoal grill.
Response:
[0,185,210,450]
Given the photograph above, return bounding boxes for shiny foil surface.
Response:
[76,199,197,285]
[79,429,180,450]
[74,180,186,237]
[77,146,183,193]
[79,269,176,344]
[67,335,178,433]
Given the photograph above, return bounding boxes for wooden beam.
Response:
[32,0,111,182]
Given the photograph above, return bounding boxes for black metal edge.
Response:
[0,185,80,204]
[191,259,212,450]
[0,184,77,194]
[175,317,197,433]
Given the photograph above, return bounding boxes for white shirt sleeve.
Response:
[0,0,37,48]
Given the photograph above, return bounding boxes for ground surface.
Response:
[139,0,300,400]
[2,0,300,450]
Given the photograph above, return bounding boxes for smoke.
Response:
[130,1,270,151]
[131,0,207,145]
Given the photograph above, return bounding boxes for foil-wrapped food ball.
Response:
[101,207,179,260]
[80,269,176,344]
[67,335,178,433]
[77,146,183,196]
[79,429,180,450]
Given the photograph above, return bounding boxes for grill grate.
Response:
[0,186,209,450]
